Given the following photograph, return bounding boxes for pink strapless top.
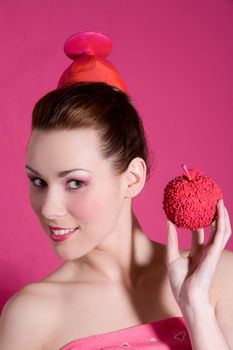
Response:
[60,316,192,349]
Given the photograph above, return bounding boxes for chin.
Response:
[51,242,91,262]
[52,249,82,261]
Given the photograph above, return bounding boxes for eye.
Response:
[28,177,47,188]
[66,180,85,190]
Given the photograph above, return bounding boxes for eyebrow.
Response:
[25,165,90,178]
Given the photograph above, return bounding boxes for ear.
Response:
[124,157,147,198]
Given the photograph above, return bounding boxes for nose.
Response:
[41,188,67,219]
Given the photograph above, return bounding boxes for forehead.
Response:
[26,128,105,171]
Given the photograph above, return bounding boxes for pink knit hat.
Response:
[57,31,128,93]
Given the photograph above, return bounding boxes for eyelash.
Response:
[28,177,86,190]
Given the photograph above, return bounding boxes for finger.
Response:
[222,206,232,248]
[166,220,180,266]
[190,228,205,257]
[211,200,226,251]
[209,219,217,245]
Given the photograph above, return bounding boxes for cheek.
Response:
[68,185,122,223]
[68,192,102,222]
[29,189,41,213]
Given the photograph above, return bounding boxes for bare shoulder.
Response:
[216,247,233,272]
[0,282,55,350]
[211,248,233,347]
[214,249,233,300]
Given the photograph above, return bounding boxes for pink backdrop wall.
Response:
[1,0,233,312]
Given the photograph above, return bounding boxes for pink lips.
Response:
[49,226,79,243]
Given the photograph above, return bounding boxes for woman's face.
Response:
[25,128,127,260]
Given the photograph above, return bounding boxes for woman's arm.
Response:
[166,200,233,350]
[182,304,231,349]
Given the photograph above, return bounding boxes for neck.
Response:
[76,212,156,288]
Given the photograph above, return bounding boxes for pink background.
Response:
[0,0,233,312]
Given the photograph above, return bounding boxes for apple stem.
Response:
[182,164,192,181]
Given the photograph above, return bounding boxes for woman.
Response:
[0,33,232,350]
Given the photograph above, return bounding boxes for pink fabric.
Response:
[60,316,191,349]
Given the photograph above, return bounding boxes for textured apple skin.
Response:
[163,174,223,230]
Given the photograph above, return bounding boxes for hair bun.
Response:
[64,32,112,60]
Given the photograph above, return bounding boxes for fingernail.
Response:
[219,199,224,207]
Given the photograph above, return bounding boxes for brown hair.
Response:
[32,82,150,177]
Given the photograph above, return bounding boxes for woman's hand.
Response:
[166,199,232,311]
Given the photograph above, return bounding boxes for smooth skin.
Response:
[167,200,233,349]
[0,129,232,349]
